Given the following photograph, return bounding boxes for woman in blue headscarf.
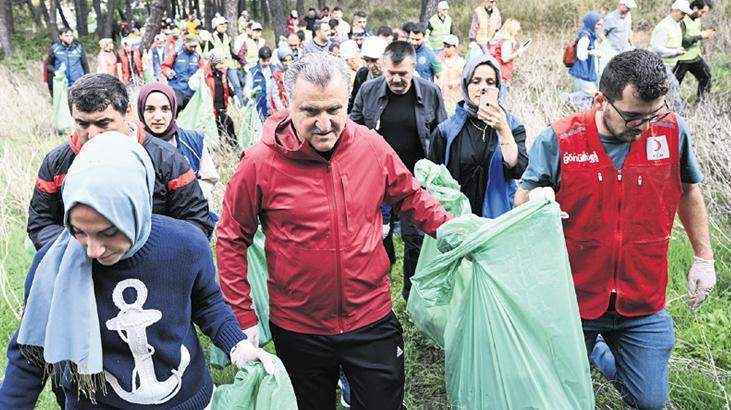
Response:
[0,133,272,408]
[565,11,604,109]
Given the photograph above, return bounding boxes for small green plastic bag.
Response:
[52,71,73,133]
[210,230,272,368]
[177,71,220,148]
[212,355,298,410]
[238,91,263,148]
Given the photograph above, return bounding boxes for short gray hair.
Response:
[283,52,351,101]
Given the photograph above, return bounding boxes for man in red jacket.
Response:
[516,49,715,409]
[216,52,450,410]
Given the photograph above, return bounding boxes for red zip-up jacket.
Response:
[216,110,451,335]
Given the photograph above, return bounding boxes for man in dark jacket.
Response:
[28,74,214,250]
[350,41,447,302]
[162,36,204,111]
[45,27,90,96]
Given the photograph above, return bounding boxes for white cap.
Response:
[443,34,458,46]
[437,1,449,10]
[361,36,387,59]
[339,40,359,60]
[620,0,637,8]
[671,0,692,14]
[251,22,263,30]
[291,10,298,18]
[212,16,228,28]
[154,33,167,42]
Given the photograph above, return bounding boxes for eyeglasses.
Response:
[606,99,671,128]
[363,57,379,64]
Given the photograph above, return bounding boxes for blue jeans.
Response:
[583,308,675,410]
[227,68,244,107]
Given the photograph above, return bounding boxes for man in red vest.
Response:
[516,49,715,409]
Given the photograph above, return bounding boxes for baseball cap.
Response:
[437,1,449,10]
[671,0,692,14]
[154,33,167,42]
[443,34,459,47]
[251,22,263,30]
[339,40,359,60]
[361,36,387,59]
[352,29,366,38]
[620,0,637,8]
[184,35,199,45]
[212,16,227,27]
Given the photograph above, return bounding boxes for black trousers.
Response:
[383,217,424,303]
[673,58,712,99]
[270,312,405,410]
[174,89,193,113]
[216,109,237,148]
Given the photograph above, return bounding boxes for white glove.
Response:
[687,256,716,310]
[230,340,276,374]
[188,70,203,91]
[167,69,177,78]
[529,187,556,203]
[382,224,390,239]
[242,324,260,347]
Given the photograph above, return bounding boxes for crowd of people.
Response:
[3,0,720,409]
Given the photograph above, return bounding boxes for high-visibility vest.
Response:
[427,14,452,50]
[211,32,236,68]
[678,15,702,62]
[650,15,683,66]
[473,6,501,46]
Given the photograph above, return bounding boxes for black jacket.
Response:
[349,75,448,156]
[27,129,214,249]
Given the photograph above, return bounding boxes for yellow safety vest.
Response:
[650,15,682,66]
[474,6,501,46]
[428,14,452,50]
[678,15,702,62]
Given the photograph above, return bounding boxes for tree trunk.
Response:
[56,0,71,28]
[295,0,303,16]
[141,0,165,49]
[203,0,212,28]
[126,0,133,20]
[192,0,200,18]
[103,0,115,38]
[75,0,89,35]
[169,0,176,20]
[91,0,103,37]
[26,0,45,30]
[316,0,324,10]
[224,0,238,37]
[4,0,14,35]
[260,0,269,26]
[0,0,13,57]
[251,0,258,20]
[419,0,438,23]
[268,0,285,41]
[40,0,58,41]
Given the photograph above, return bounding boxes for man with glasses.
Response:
[515,49,715,409]
[162,35,204,111]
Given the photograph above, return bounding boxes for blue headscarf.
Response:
[17,132,154,395]
[581,11,603,39]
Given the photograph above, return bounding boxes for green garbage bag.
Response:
[177,71,220,148]
[212,355,298,410]
[52,69,73,133]
[407,159,472,347]
[238,89,263,148]
[413,201,595,409]
[210,230,272,368]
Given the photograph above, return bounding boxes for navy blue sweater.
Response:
[0,215,245,409]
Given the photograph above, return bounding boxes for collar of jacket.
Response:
[261,109,354,164]
[376,75,425,106]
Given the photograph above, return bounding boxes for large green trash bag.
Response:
[210,230,272,368]
[413,201,595,409]
[52,70,73,133]
[238,89,263,148]
[177,71,220,148]
[212,356,298,410]
[407,159,473,347]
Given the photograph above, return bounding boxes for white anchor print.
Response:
[104,279,190,405]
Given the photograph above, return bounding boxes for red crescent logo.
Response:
[653,139,662,153]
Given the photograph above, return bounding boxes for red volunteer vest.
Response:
[489,38,514,82]
[553,109,683,319]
